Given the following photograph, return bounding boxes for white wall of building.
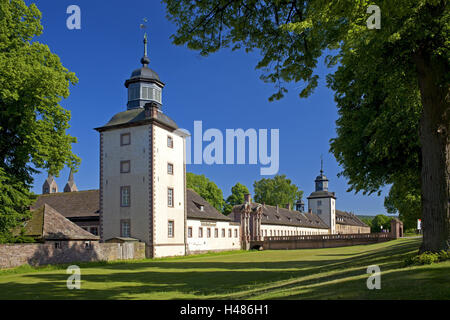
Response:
[101,125,151,243]
[308,197,336,234]
[187,219,241,253]
[152,125,186,257]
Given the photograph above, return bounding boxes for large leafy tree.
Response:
[253,174,303,209]
[163,0,449,252]
[186,172,224,211]
[0,0,80,241]
[223,182,250,214]
[384,173,421,231]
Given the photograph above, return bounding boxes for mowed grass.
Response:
[0,238,448,300]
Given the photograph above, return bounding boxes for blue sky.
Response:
[30,0,391,215]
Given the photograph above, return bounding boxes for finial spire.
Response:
[320,154,323,174]
[140,18,150,67]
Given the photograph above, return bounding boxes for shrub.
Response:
[404,250,450,266]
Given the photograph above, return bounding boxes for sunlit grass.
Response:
[0,238,448,300]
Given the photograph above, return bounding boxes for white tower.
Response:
[95,34,188,258]
[307,159,336,234]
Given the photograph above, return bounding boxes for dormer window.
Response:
[200,205,204,211]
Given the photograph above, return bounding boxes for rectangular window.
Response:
[167,163,173,175]
[214,228,218,238]
[142,86,149,100]
[317,200,322,206]
[199,227,203,238]
[317,209,322,214]
[168,220,174,238]
[120,220,131,237]
[120,160,130,173]
[120,133,131,146]
[188,227,193,238]
[168,188,174,207]
[221,229,225,238]
[234,229,238,238]
[228,229,232,238]
[120,186,130,207]
[167,136,173,148]
[207,228,211,238]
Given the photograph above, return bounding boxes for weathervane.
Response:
[140,18,150,67]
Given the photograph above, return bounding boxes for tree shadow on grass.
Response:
[274,264,450,300]
[0,239,424,299]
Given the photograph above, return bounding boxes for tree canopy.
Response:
[0,0,80,242]
[186,172,224,211]
[163,0,449,252]
[253,174,302,208]
[223,182,250,214]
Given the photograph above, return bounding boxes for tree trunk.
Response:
[414,51,450,253]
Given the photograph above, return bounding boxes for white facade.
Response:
[100,119,187,258]
[152,124,186,258]
[308,197,336,234]
[187,219,241,253]
[101,125,151,244]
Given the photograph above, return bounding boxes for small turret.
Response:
[42,174,58,194]
[64,169,78,192]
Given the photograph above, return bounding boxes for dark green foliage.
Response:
[223,182,250,215]
[253,174,302,209]
[404,250,450,266]
[186,172,224,211]
[0,1,80,241]
[370,214,392,233]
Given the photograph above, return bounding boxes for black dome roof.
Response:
[315,173,328,181]
[130,66,160,81]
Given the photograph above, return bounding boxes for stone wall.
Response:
[0,241,146,269]
[336,224,371,235]
[259,233,392,250]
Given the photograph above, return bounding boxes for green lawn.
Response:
[0,238,448,300]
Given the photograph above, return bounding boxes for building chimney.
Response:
[308,208,313,213]
[244,193,251,204]
[144,102,159,118]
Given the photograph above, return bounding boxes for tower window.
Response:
[167,188,174,207]
[167,136,173,148]
[128,86,140,101]
[120,133,131,146]
[168,220,174,238]
[120,160,131,173]
[120,220,131,237]
[317,209,322,214]
[317,200,322,206]
[167,163,173,175]
[155,89,161,102]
